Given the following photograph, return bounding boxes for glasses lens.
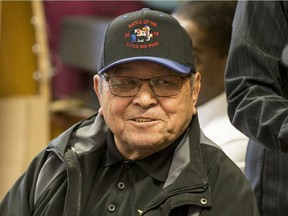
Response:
[109,77,140,96]
[151,76,183,96]
[105,75,185,97]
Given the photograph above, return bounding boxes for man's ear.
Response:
[192,72,201,115]
[93,75,102,105]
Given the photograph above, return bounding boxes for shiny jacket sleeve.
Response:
[225,1,288,152]
[0,150,66,216]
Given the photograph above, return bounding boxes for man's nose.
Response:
[132,82,158,108]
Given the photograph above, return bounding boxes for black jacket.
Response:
[0,114,259,216]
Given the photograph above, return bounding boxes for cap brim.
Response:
[98,56,194,75]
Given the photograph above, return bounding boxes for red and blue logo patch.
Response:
[124,19,160,49]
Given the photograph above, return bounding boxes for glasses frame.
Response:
[102,74,191,97]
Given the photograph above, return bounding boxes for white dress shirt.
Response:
[197,92,248,172]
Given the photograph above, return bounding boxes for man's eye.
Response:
[123,79,138,86]
[155,78,179,87]
[117,79,138,87]
[111,78,138,88]
[158,79,171,85]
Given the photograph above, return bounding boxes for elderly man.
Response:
[0,8,259,216]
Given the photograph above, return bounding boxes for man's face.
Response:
[175,18,226,105]
[94,61,200,160]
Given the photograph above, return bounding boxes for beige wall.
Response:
[0,96,49,199]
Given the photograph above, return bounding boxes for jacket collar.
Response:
[163,114,209,189]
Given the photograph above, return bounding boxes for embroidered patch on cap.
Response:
[125,20,160,49]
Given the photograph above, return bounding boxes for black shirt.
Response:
[83,130,185,216]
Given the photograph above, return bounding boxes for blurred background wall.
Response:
[0,1,50,200]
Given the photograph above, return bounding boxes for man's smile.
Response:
[132,118,156,123]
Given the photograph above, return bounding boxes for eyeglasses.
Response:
[102,75,189,97]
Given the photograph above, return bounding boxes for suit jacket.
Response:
[225,1,288,215]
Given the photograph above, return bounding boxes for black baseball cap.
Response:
[97,8,195,75]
